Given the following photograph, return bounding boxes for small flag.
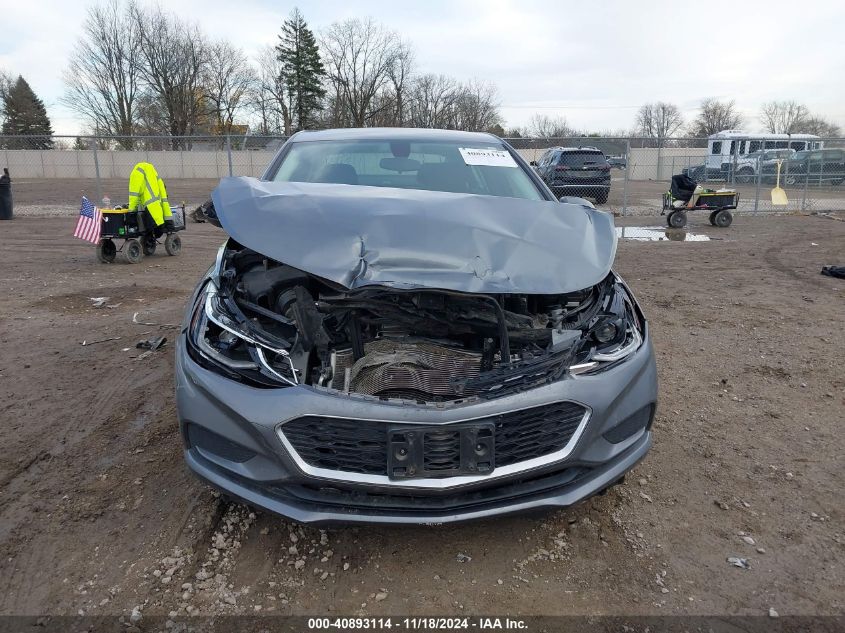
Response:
[74,196,102,244]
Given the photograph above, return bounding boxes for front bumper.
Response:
[176,328,657,525]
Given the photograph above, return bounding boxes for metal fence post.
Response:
[226,135,233,177]
[656,140,663,181]
[622,140,630,216]
[92,144,102,205]
[754,155,761,213]
[801,167,809,211]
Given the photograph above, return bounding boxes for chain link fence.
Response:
[1,134,844,216]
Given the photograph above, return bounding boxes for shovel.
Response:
[771,159,788,206]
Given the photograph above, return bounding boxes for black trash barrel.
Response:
[0,168,12,220]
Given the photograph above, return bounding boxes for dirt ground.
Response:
[0,212,843,621]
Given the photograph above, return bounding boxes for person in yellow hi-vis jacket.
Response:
[128,162,173,236]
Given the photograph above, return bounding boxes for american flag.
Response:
[73,196,102,244]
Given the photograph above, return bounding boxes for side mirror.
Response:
[529,160,537,166]
[559,196,595,208]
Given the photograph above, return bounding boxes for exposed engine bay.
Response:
[188,240,645,403]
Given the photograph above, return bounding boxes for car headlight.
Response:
[187,283,299,387]
[570,280,645,375]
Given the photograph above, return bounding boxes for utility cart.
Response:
[661,174,738,229]
[96,205,185,264]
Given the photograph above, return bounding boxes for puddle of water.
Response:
[616,226,711,242]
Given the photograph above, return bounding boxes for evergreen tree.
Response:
[1,76,54,148]
[276,8,326,131]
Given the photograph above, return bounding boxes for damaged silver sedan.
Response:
[176,128,657,524]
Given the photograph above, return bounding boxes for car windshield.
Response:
[559,152,606,168]
[792,151,810,161]
[270,139,545,201]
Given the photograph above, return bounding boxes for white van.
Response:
[703,130,822,177]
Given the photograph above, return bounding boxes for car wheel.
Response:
[667,210,687,228]
[713,210,733,228]
[735,168,755,184]
[96,238,116,263]
[165,234,182,256]
[125,238,143,264]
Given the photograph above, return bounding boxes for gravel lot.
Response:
[0,212,842,621]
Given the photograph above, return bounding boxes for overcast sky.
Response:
[2,0,844,136]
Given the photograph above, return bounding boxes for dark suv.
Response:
[768,149,845,186]
[533,147,611,204]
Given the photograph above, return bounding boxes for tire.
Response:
[709,210,719,226]
[96,238,116,263]
[667,210,687,229]
[735,168,755,184]
[165,233,182,256]
[595,191,608,205]
[142,235,157,256]
[713,210,733,228]
[125,238,143,264]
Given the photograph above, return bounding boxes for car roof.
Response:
[547,146,605,153]
[710,130,820,140]
[287,127,502,144]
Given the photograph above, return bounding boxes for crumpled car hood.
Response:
[211,177,617,294]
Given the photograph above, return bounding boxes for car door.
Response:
[539,151,557,183]
[534,149,552,180]
[817,150,844,183]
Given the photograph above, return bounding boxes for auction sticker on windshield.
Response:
[459,147,518,168]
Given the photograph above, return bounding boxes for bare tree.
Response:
[759,100,810,134]
[388,41,414,126]
[364,90,400,127]
[407,74,460,128]
[61,0,142,147]
[451,79,502,132]
[133,91,169,137]
[0,70,11,99]
[689,98,743,137]
[203,40,256,133]
[635,102,684,142]
[0,69,13,128]
[133,4,209,146]
[251,45,292,135]
[528,114,574,139]
[321,18,402,127]
[799,116,841,137]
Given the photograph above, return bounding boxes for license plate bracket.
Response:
[387,423,495,480]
